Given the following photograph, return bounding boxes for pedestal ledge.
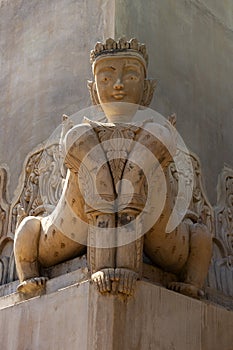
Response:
[0,269,232,350]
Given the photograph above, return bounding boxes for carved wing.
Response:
[207,166,233,298]
[0,166,13,284]
[9,116,74,234]
[166,150,214,232]
[0,166,10,239]
[9,142,66,235]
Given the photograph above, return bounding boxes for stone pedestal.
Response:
[0,268,232,350]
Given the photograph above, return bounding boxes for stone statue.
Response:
[14,38,212,298]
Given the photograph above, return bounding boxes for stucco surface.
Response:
[0,0,115,197]
[1,0,232,204]
[116,0,233,203]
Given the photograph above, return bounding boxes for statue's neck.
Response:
[106,114,134,123]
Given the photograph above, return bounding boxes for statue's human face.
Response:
[94,56,145,121]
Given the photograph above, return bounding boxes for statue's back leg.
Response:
[14,216,47,293]
[168,222,212,297]
[182,223,212,291]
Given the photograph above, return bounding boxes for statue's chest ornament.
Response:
[87,120,143,186]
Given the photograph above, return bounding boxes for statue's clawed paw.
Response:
[167,282,204,299]
[91,268,138,296]
[91,269,113,293]
[17,277,48,295]
[115,268,138,296]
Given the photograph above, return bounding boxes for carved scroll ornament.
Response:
[207,166,233,298]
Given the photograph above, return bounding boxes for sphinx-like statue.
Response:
[14,38,212,298]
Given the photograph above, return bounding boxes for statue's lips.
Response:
[112,92,126,100]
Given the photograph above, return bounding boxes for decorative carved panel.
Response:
[0,166,10,239]
[207,166,233,298]
[9,142,65,235]
[167,150,214,232]
[0,166,12,284]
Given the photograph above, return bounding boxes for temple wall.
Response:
[1,0,232,203]
[116,0,233,203]
[0,0,115,198]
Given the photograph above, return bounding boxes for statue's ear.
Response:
[140,79,157,107]
[87,80,100,105]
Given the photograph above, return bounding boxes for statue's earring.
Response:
[140,79,157,107]
[87,81,100,105]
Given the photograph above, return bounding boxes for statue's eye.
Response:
[125,73,138,81]
[102,76,111,83]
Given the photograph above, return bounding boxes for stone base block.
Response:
[0,270,232,350]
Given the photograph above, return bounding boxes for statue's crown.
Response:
[90,37,148,69]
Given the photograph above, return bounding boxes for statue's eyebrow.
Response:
[98,66,116,73]
[124,63,141,71]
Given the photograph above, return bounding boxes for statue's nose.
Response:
[113,78,124,90]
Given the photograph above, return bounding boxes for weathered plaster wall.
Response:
[116,0,233,203]
[0,0,115,197]
[1,0,232,204]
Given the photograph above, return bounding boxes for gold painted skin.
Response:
[94,57,145,105]
[93,56,145,123]
[14,47,212,298]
